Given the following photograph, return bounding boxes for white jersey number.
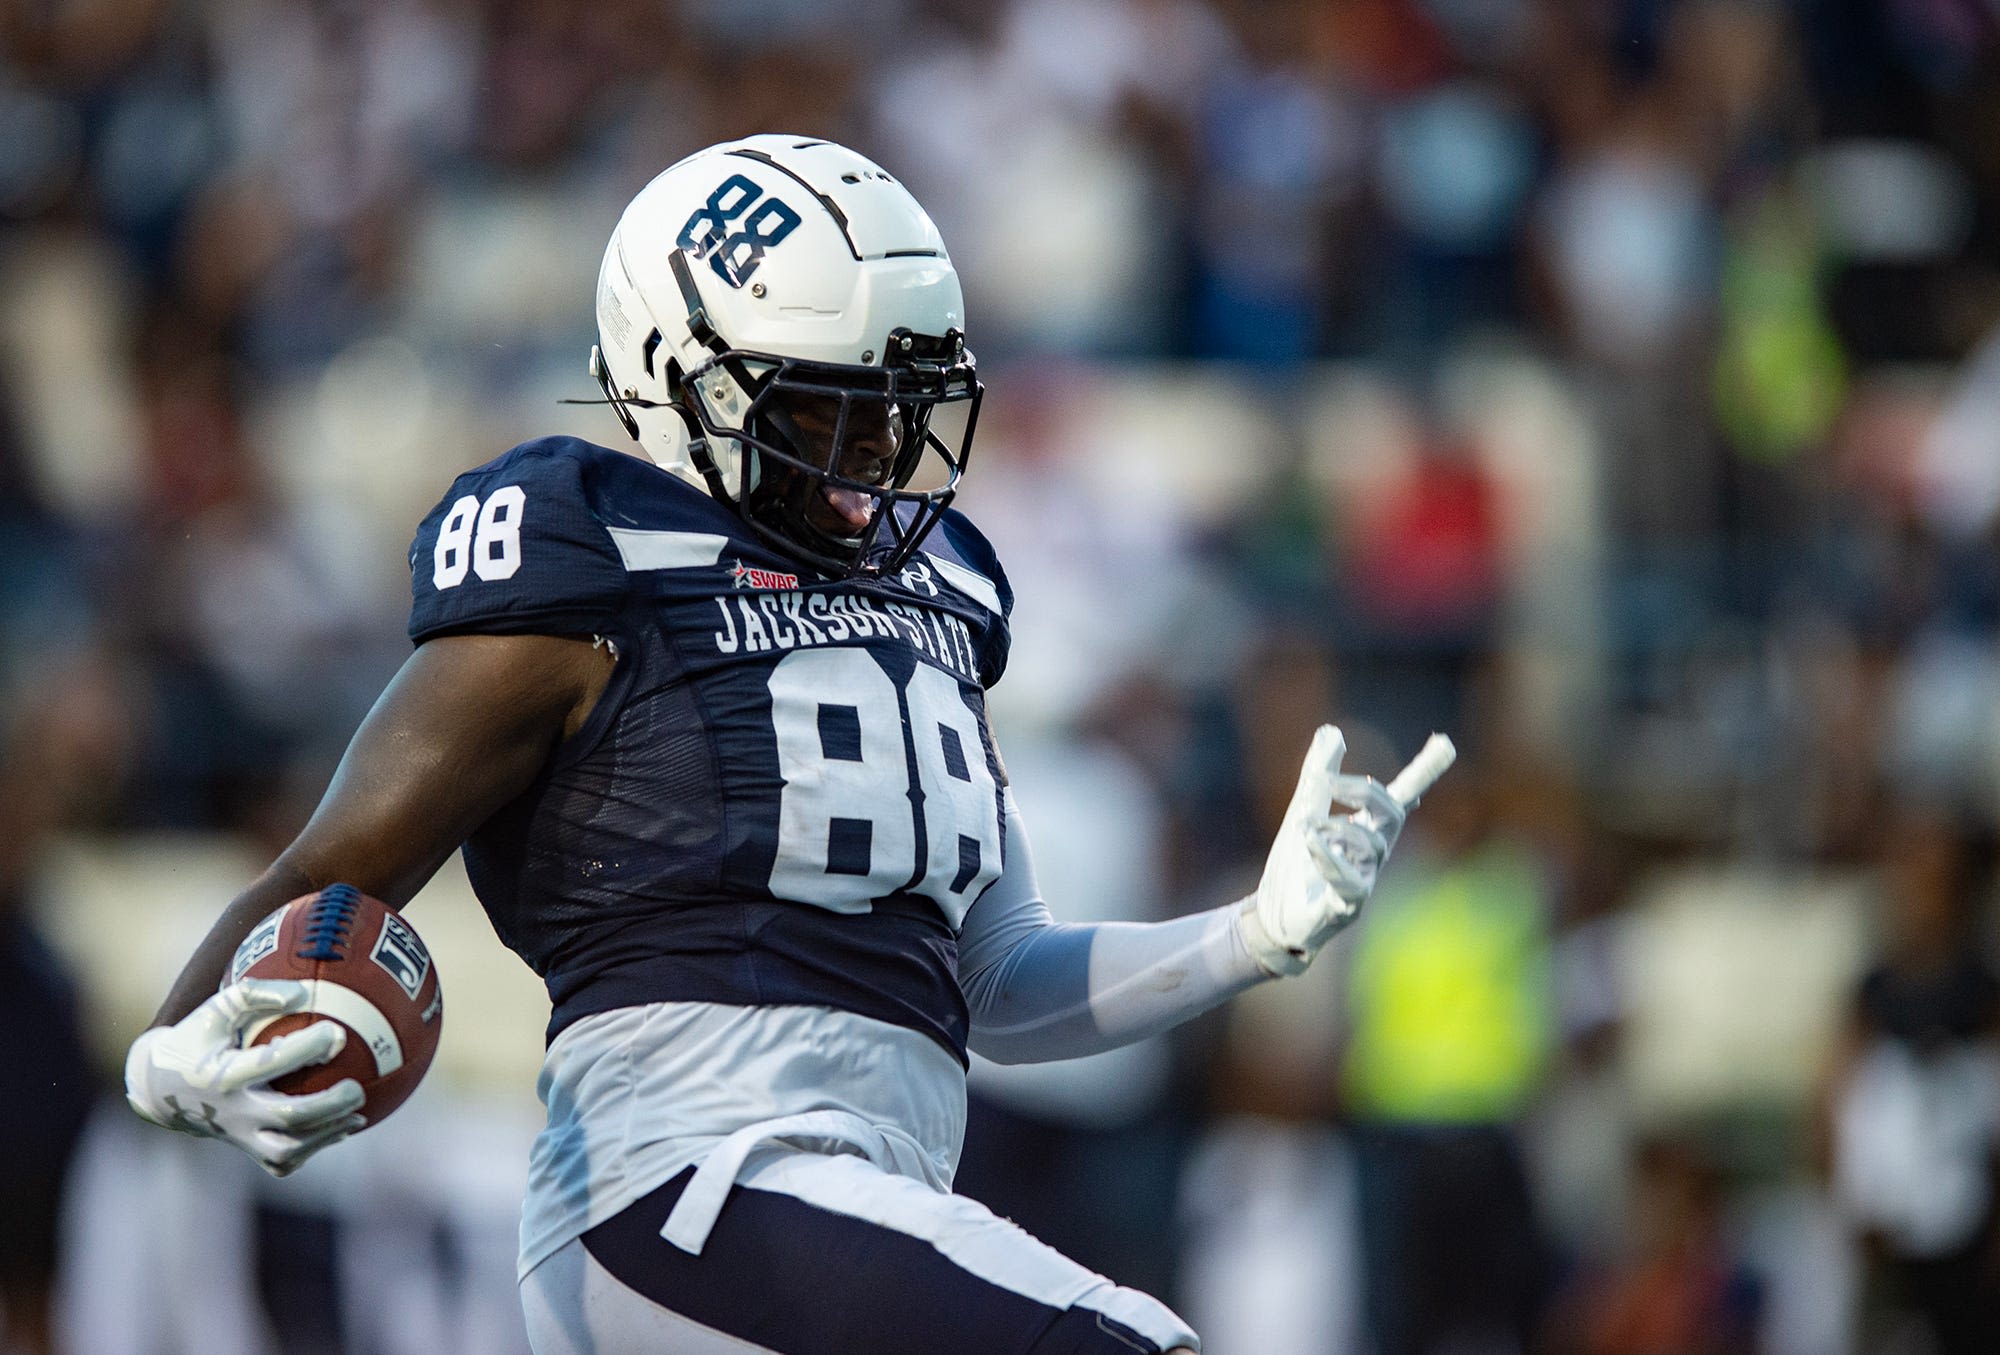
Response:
[767,648,1002,928]
[432,485,526,589]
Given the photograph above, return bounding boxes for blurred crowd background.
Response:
[4,0,2000,1353]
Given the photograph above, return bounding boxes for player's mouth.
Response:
[813,482,876,536]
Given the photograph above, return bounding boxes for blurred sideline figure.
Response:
[1340,769,1554,1355]
[1825,811,2000,1355]
[0,665,121,1355]
[119,137,1426,1354]
[1554,1138,1761,1355]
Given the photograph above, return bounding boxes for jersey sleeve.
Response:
[933,509,1014,688]
[957,789,1267,1063]
[408,439,632,644]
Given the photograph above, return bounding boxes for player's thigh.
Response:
[525,1153,1198,1354]
[521,1244,1197,1355]
[523,1236,777,1354]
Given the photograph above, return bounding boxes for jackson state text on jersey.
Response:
[407,437,1013,1063]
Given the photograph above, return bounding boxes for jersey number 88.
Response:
[767,649,1002,929]
[433,486,526,589]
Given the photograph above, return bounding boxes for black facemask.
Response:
[680,336,981,578]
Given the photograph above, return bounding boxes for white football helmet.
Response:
[592,134,980,577]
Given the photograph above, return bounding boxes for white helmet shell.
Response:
[593,135,966,499]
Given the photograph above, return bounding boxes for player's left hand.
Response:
[124,979,367,1177]
[1238,725,1406,977]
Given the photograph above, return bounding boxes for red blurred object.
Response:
[1347,445,1502,630]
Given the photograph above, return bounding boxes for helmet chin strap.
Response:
[683,425,736,502]
[588,340,740,501]
[683,390,746,503]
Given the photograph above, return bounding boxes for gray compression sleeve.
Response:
[956,791,1270,1065]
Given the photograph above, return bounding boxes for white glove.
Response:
[1238,725,1407,976]
[125,979,367,1177]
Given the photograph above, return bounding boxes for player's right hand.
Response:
[1238,725,1407,977]
[124,979,367,1178]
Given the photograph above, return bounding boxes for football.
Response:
[227,884,443,1125]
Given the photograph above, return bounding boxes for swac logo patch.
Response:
[370,912,432,1002]
[730,560,799,590]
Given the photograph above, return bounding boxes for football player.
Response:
[123,136,1419,1355]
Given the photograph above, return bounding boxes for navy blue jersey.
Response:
[407,436,1013,1062]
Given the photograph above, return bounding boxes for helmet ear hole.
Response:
[641,328,663,378]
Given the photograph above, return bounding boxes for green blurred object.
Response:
[1714,188,1848,465]
[1342,841,1553,1123]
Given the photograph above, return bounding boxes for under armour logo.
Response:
[899,558,939,597]
[161,1094,224,1138]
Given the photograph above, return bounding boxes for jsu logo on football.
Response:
[371,911,433,1001]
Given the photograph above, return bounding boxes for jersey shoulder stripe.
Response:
[604,526,732,571]
[915,507,1012,686]
[926,508,1012,620]
[927,554,1001,617]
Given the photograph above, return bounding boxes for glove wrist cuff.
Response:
[1236,897,1310,978]
[124,1027,171,1122]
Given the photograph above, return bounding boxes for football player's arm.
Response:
[956,790,1267,1064]
[150,633,610,1025]
[127,632,612,1171]
[959,725,1439,1064]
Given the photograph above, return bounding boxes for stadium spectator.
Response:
[1827,810,2000,1355]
